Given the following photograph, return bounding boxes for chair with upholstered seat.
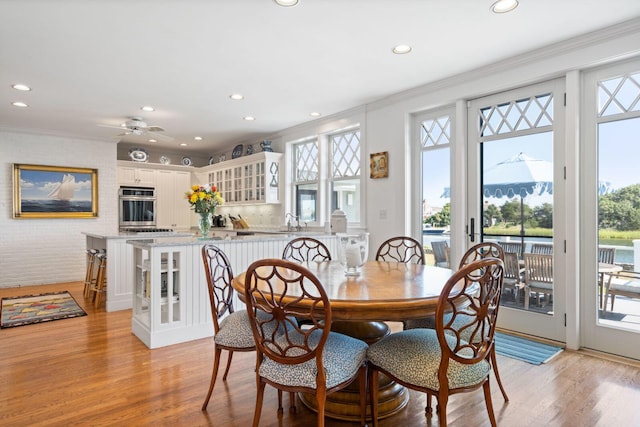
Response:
[367,258,505,426]
[282,237,332,263]
[603,270,640,314]
[244,258,368,427]
[375,236,425,265]
[201,244,280,411]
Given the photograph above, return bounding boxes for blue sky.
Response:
[19,170,93,201]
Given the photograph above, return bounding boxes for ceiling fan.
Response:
[99,117,173,141]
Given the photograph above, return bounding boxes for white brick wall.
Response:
[0,131,118,288]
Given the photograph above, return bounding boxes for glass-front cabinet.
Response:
[203,152,282,204]
[130,240,211,349]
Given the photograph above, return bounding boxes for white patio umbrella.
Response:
[482,152,553,248]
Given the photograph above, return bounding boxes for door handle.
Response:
[469,218,475,242]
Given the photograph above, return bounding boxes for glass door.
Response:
[467,80,566,341]
[581,60,640,360]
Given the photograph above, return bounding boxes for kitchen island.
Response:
[128,233,338,348]
[83,231,194,312]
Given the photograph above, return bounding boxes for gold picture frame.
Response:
[370,151,388,179]
[13,164,98,219]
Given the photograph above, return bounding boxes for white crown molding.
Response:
[0,125,115,143]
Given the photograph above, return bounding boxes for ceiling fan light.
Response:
[491,0,518,13]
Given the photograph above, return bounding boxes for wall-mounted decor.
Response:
[370,151,388,179]
[13,164,98,219]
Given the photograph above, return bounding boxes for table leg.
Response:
[299,320,410,421]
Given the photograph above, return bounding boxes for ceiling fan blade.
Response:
[98,123,127,130]
[146,126,165,132]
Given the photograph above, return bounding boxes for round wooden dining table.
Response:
[232,259,454,422]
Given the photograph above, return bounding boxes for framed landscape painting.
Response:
[13,164,98,218]
[370,151,389,179]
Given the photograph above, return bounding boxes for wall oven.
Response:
[119,186,156,230]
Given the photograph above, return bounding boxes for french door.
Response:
[581,59,640,360]
[467,80,566,341]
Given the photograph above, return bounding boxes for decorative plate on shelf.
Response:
[208,156,215,165]
[232,144,243,159]
[159,156,171,165]
[182,156,193,166]
[128,148,149,163]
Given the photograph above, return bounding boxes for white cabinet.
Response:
[156,170,192,230]
[204,152,282,205]
[118,166,156,187]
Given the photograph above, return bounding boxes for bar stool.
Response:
[92,253,107,308]
[83,249,99,299]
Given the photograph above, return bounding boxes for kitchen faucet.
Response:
[285,212,301,232]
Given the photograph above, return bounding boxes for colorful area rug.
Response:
[494,332,563,365]
[1,291,86,329]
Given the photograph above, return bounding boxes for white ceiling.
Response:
[2,0,640,155]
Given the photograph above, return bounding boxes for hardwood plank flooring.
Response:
[1,282,640,426]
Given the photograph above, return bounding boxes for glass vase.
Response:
[198,212,212,238]
[336,232,369,276]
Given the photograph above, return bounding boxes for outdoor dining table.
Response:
[232,259,454,422]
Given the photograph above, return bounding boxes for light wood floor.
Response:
[2,282,640,426]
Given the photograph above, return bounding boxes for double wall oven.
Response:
[119,186,157,231]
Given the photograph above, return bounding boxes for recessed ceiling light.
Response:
[141,106,155,112]
[392,44,412,55]
[243,116,256,121]
[274,0,299,7]
[491,0,518,13]
[148,139,157,143]
[12,101,28,108]
[310,112,321,117]
[194,136,203,141]
[12,83,31,91]
[229,94,244,100]
[180,143,187,146]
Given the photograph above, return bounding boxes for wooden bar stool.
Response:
[92,253,107,308]
[83,249,99,299]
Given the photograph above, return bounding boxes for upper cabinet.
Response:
[203,152,282,205]
[118,166,157,187]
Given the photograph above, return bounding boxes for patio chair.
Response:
[375,236,425,265]
[499,241,523,259]
[503,252,524,302]
[367,258,505,427]
[523,253,553,309]
[603,270,640,314]
[530,243,553,255]
[244,258,368,427]
[431,240,450,268]
[597,247,616,308]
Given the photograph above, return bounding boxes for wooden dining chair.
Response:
[282,237,332,263]
[244,258,368,427]
[367,258,505,427]
[375,236,425,265]
[201,244,283,411]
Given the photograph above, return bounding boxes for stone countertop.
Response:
[127,232,334,248]
[82,231,195,240]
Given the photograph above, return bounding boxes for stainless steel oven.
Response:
[119,186,156,230]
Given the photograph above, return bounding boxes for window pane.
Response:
[294,140,319,182]
[296,184,317,222]
[331,179,360,222]
[332,130,361,178]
